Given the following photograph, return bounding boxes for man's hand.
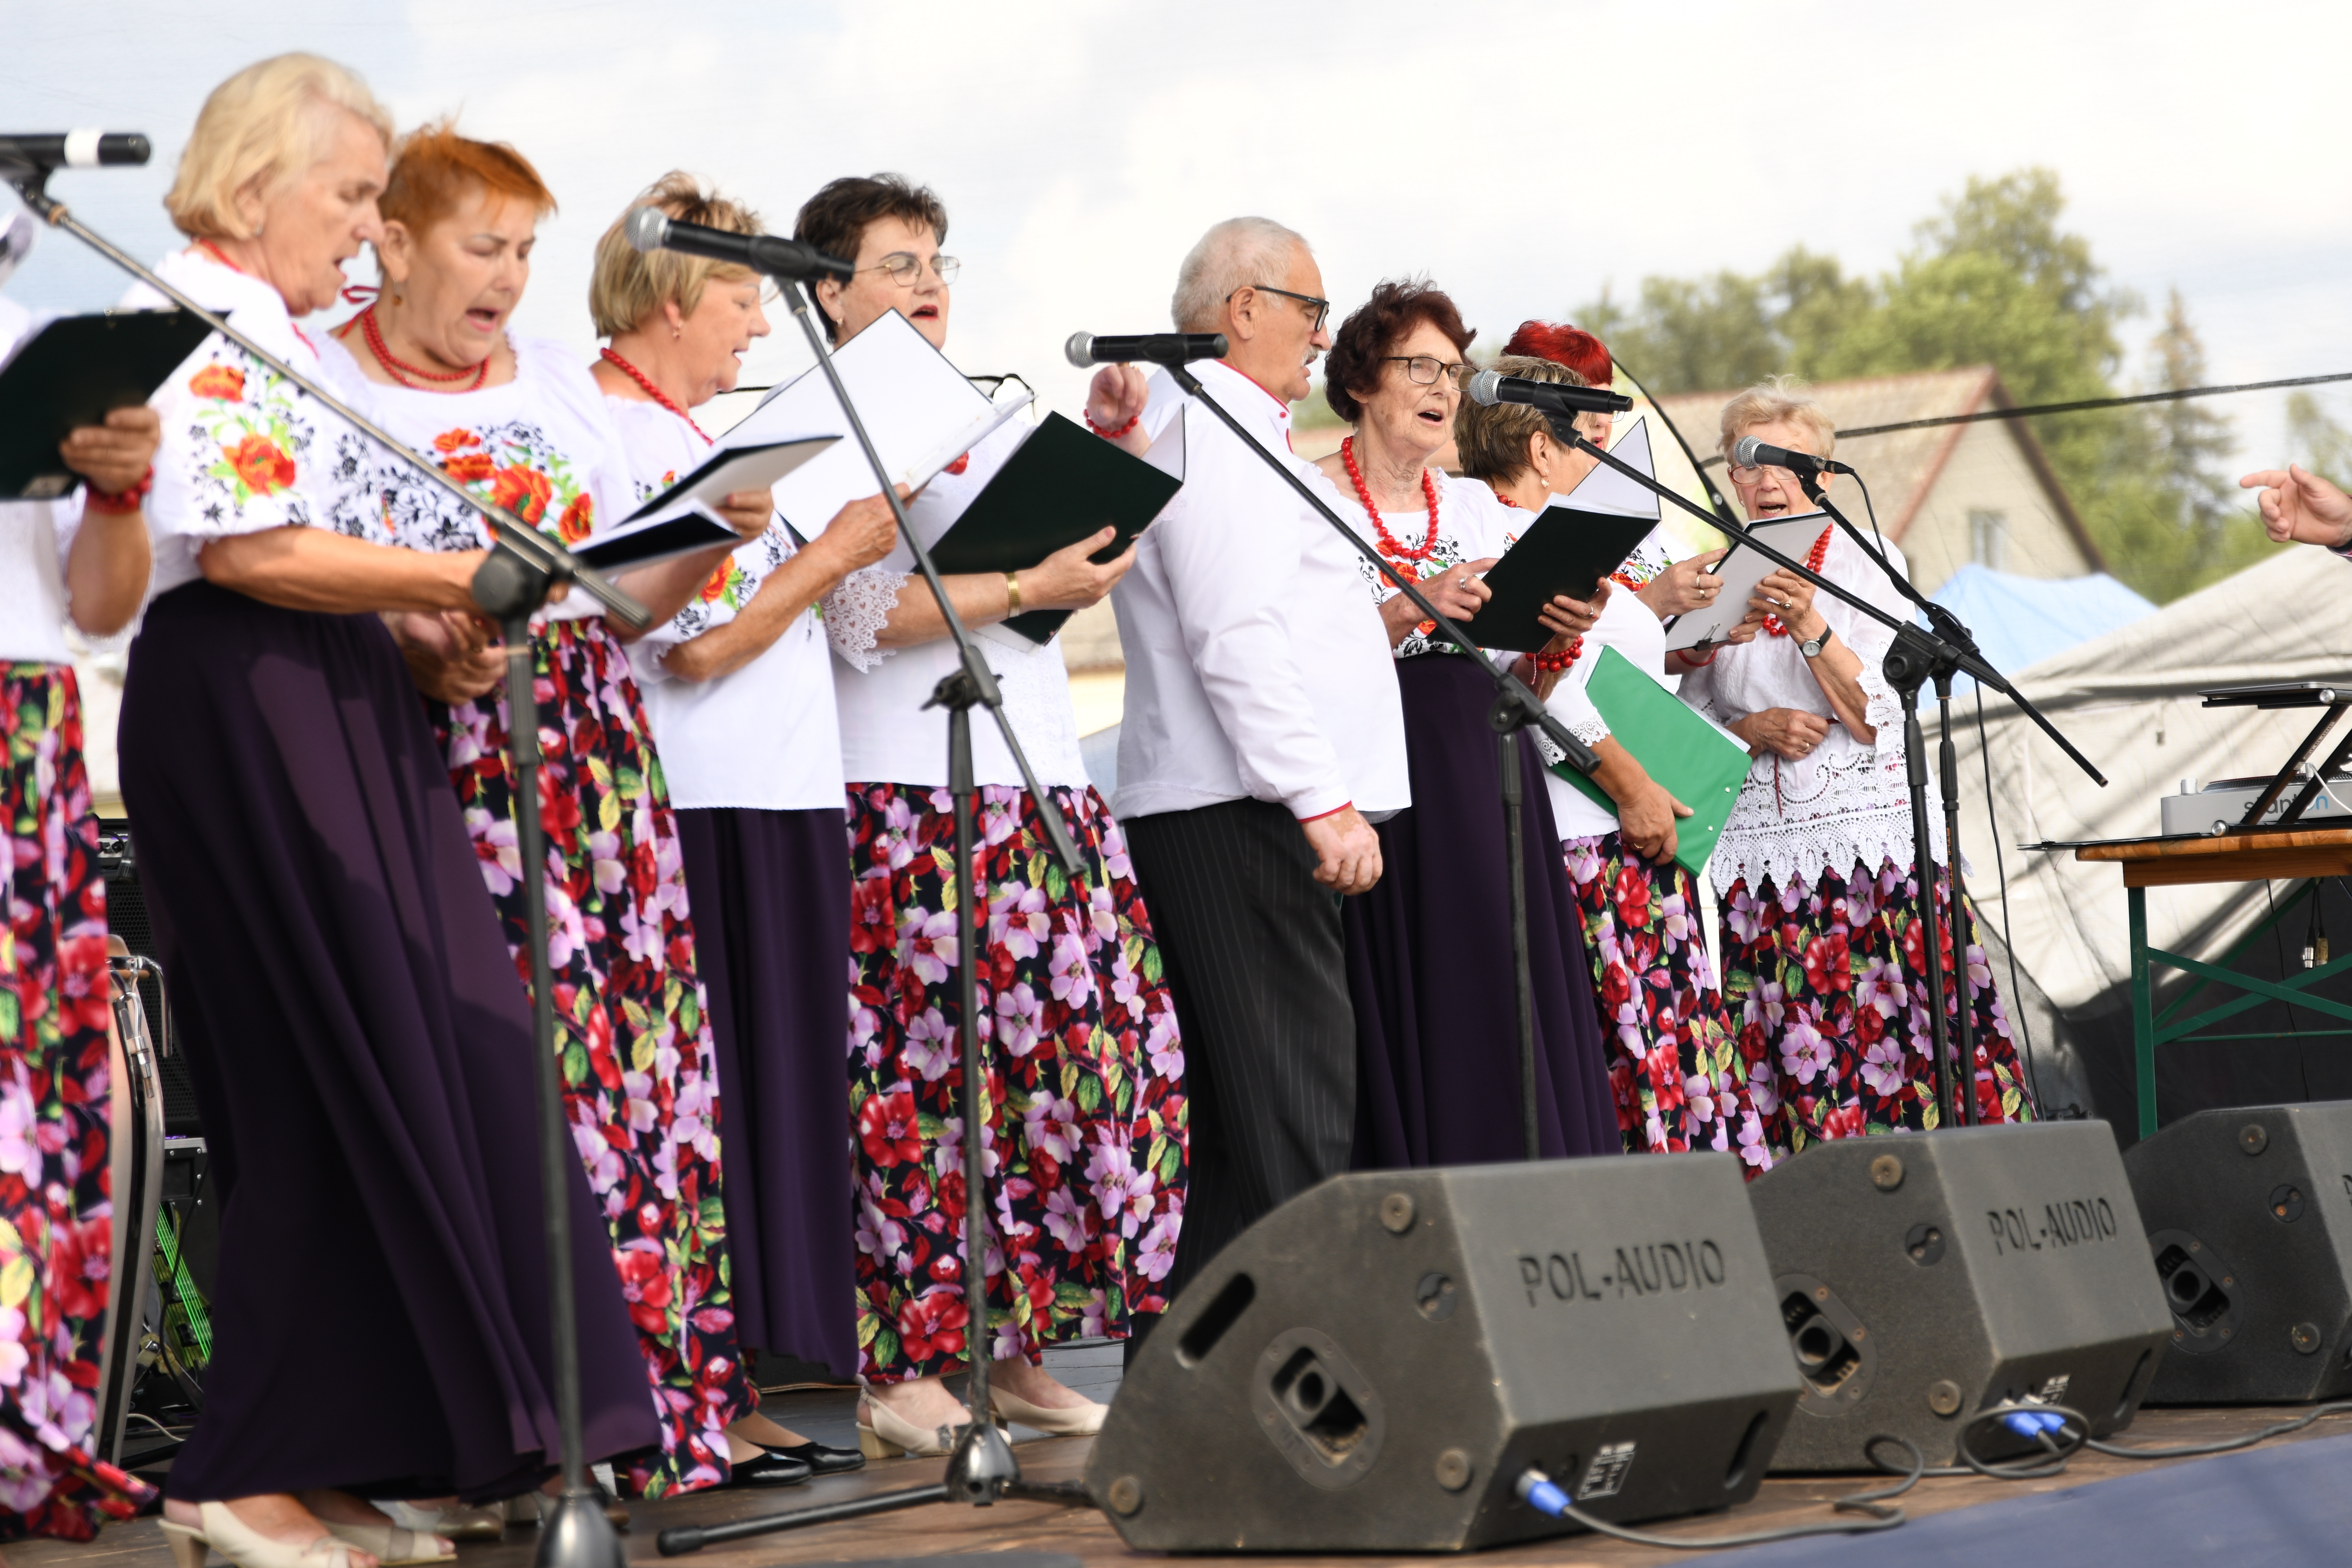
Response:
[1301,805,1383,895]
[2242,464,2352,548]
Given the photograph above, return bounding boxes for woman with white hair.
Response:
[116,54,657,1568]
[1678,379,2035,1144]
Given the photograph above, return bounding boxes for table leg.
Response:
[2130,885,2155,1139]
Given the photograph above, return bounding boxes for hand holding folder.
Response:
[1552,644,1751,879]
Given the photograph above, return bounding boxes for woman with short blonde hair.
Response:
[121,54,657,1568]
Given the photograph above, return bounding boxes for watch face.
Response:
[1801,636,1824,656]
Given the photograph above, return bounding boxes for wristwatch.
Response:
[1798,629,1829,658]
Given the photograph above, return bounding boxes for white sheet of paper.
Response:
[1661,511,1831,653]
[1141,402,1188,482]
[757,309,1032,536]
[1561,416,1659,518]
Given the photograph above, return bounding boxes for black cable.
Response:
[1866,1402,2088,1481]
[2083,1401,2352,1460]
[1524,1436,1921,1549]
[1975,683,2047,1111]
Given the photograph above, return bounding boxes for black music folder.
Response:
[927,411,1184,643]
[1472,503,1656,653]
[0,309,216,499]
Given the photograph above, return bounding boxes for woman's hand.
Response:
[1618,778,1693,865]
[714,487,774,538]
[2242,464,2352,548]
[387,609,505,704]
[1381,557,1493,644]
[60,406,163,495]
[1019,526,1137,611]
[1735,707,1831,761]
[1750,567,1826,643]
[1536,579,1608,642]
[808,491,902,577]
[1086,364,1150,439]
[1636,548,1727,620]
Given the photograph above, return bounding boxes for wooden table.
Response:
[2075,826,2352,1138]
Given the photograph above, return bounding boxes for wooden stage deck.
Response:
[26,1346,2349,1568]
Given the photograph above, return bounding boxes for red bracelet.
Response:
[83,465,154,514]
[1084,409,1141,438]
[1681,644,1722,667]
[1531,635,1584,674]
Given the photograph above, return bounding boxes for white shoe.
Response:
[989,1385,1108,1437]
[857,1395,988,1458]
[160,1503,430,1568]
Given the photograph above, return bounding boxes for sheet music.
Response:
[1660,511,1830,653]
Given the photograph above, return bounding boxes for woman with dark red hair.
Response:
[1309,281,1618,1170]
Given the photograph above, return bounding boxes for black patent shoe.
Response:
[768,1439,866,1475]
[725,1448,815,1487]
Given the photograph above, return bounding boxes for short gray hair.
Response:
[1719,374,1836,462]
[166,54,393,240]
[1171,216,1310,332]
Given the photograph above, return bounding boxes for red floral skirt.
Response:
[845,782,1187,1383]
[0,663,155,1538]
[1561,834,1785,1173]
[1718,857,2036,1146]
[430,619,749,1495]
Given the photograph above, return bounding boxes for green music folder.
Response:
[1551,645,1752,879]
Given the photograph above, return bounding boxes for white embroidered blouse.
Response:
[1676,524,1948,894]
[0,297,80,664]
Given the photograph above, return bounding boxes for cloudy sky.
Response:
[8,0,2349,466]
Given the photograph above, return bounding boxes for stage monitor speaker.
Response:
[1748,1122,2173,1470]
[1084,1156,1800,1553]
[2125,1103,2352,1404]
[98,820,202,1137]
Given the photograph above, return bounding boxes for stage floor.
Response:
[27,1345,2352,1568]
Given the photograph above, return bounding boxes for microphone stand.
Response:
[1162,360,1600,1164]
[1550,425,2103,1134]
[6,162,644,1568]
[655,281,1088,1555]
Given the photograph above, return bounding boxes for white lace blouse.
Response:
[822,416,1087,791]
[1676,525,1948,894]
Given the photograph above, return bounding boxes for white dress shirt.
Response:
[612,396,846,811]
[0,298,79,664]
[1111,360,1407,822]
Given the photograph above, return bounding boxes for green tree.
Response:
[2286,390,2352,482]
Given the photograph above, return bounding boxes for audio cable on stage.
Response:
[2082,1400,2352,1461]
[1511,1436,1922,1550]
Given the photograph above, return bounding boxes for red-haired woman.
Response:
[326,124,769,1497]
[1309,282,1617,1169]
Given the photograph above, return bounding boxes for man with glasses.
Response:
[1112,217,1409,1314]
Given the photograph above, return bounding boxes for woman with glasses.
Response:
[1307,279,1617,1171]
[795,174,1188,1458]
[1678,379,2035,1143]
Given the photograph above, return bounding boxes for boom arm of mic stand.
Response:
[1167,364,1597,775]
[18,192,647,630]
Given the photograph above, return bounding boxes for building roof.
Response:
[1646,366,2105,570]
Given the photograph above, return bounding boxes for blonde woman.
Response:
[117,55,655,1568]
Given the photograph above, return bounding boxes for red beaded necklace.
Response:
[1762,524,1836,637]
[1341,435,1441,563]
[600,347,711,444]
[1489,487,1584,672]
[358,305,488,390]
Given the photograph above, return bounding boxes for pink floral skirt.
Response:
[845,782,1186,1383]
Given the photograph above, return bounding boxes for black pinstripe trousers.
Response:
[1123,796,1355,1301]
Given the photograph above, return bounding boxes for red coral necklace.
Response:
[358,306,488,390]
[600,347,711,444]
[1341,435,1441,563]
[1762,524,1836,637]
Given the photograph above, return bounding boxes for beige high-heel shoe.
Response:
[318,1520,454,1565]
[380,1501,500,1544]
[159,1503,388,1568]
[857,1395,983,1459]
[989,1385,1107,1438]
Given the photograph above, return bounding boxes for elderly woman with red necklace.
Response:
[323,124,774,1496]
[1679,379,2035,1142]
[588,173,900,1486]
[799,173,1188,1458]
[1456,344,1783,1172]
[1306,279,1616,1170]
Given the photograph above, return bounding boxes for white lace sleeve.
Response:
[823,567,908,672]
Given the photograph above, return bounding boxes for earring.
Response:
[674,326,682,340]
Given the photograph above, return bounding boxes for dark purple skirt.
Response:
[1346,652,1620,1167]
[674,805,857,1380]
[119,581,658,1501]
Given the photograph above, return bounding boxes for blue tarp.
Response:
[1928,564,2156,688]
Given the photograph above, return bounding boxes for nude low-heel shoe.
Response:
[160,1504,379,1568]
[857,1396,981,1459]
[988,1386,1108,1437]
[318,1520,454,1566]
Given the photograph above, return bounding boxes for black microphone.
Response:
[1464,368,1634,416]
[1064,332,1229,368]
[0,132,150,170]
[1730,434,1853,477]
[622,206,852,282]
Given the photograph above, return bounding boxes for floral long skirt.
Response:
[845,781,1186,1383]
[431,619,749,1495]
[1562,834,1784,1173]
[0,664,153,1538]
[1718,857,2036,1147]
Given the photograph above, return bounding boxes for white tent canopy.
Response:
[1953,545,2348,1016]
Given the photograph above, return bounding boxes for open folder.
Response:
[1660,511,1831,654]
[1474,419,1662,653]
[1552,644,1752,879]
[574,430,839,573]
[0,309,216,498]
[927,410,1186,643]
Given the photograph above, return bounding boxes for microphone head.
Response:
[1064,331,1096,369]
[622,206,671,255]
[1466,368,1504,407]
[1732,435,1764,470]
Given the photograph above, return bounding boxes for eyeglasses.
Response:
[1229,283,1331,331]
[862,251,960,287]
[1384,355,1471,387]
[1726,458,1802,484]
